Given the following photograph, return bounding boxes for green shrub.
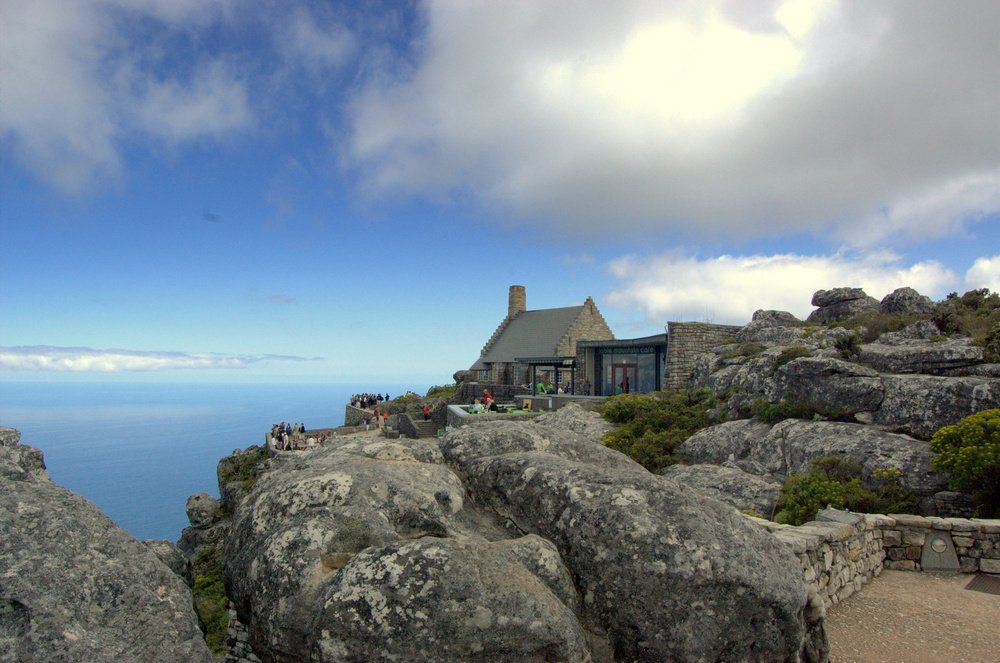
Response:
[973,323,1000,363]
[775,457,915,525]
[425,384,456,399]
[936,288,1000,341]
[930,409,1000,517]
[597,391,712,473]
[191,546,229,655]
[834,333,861,358]
[775,470,845,525]
[769,346,811,375]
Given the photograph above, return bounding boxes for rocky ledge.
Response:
[216,404,827,662]
[0,426,214,663]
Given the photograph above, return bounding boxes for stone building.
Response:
[469,286,615,391]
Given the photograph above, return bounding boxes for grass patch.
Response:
[725,341,765,359]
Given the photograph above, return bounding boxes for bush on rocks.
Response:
[776,456,916,525]
[930,408,1000,517]
[597,390,712,473]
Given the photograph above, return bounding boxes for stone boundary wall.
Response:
[748,513,1000,612]
[344,404,371,427]
[664,322,743,391]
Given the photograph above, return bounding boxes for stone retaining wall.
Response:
[664,321,743,391]
[749,513,1000,612]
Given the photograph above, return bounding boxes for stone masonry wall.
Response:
[664,321,743,391]
[555,297,615,357]
[882,514,1000,574]
[748,514,1000,612]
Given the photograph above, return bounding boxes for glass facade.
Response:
[595,345,662,396]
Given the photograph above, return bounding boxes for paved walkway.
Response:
[824,570,1000,663]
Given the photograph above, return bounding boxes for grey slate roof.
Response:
[470,305,583,370]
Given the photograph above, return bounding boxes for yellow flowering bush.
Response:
[930,409,1000,517]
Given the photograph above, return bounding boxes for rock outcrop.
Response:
[220,405,828,662]
[691,316,999,438]
[0,427,214,663]
[807,287,879,324]
[678,419,948,497]
[681,285,998,518]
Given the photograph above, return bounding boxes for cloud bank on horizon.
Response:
[2,0,998,373]
[0,347,321,373]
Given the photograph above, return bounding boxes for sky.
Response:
[2,0,998,385]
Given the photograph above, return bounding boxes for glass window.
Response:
[638,352,656,393]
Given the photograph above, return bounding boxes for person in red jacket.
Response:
[422,404,430,421]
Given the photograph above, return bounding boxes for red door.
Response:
[612,365,637,394]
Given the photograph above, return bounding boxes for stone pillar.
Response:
[508,285,526,318]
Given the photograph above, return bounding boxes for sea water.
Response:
[0,381,422,542]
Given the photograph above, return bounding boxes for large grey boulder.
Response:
[0,427,214,663]
[766,357,884,415]
[440,417,826,663]
[221,406,828,662]
[307,536,592,663]
[807,287,879,324]
[678,420,948,496]
[879,287,935,315]
[873,374,1000,438]
[185,492,219,529]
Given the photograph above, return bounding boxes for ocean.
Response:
[0,381,423,543]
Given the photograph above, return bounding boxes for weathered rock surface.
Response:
[221,406,827,662]
[690,333,998,438]
[661,463,784,517]
[678,419,948,496]
[0,427,214,663]
[143,539,194,587]
[807,287,880,324]
[185,492,219,529]
[857,320,983,375]
[878,287,935,315]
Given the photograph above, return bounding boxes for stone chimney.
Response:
[508,285,526,318]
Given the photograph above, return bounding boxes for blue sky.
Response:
[2,0,998,385]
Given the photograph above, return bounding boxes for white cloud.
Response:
[275,6,356,73]
[0,347,318,372]
[346,0,999,245]
[0,0,251,193]
[965,256,1000,292]
[605,251,959,324]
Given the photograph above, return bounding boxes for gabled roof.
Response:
[470,305,583,371]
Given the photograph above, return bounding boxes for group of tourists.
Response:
[270,422,307,451]
[351,393,389,409]
[535,382,573,395]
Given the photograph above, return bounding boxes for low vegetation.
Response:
[192,545,229,655]
[930,408,1000,517]
[826,288,1000,349]
[775,456,916,526]
[597,390,714,473]
[750,396,851,425]
[769,346,811,375]
[425,384,456,399]
[218,445,269,493]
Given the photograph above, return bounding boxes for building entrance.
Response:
[612,364,637,395]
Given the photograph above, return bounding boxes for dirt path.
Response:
[824,570,1000,663]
